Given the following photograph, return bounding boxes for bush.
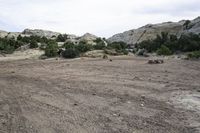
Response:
[62,48,79,58]
[45,41,58,57]
[0,38,22,54]
[137,32,200,54]
[30,40,38,49]
[187,51,200,59]
[93,41,106,50]
[156,45,172,55]
[108,41,128,50]
[94,38,103,43]
[63,42,75,49]
[123,49,129,55]
[76,42,92,53]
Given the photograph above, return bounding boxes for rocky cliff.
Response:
[22,29,60,38]
[108,17,200,45]
[0,29,60,39]
[0,29,98,44]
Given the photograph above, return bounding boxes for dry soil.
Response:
[0,56,200,133]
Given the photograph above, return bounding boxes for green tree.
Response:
[17,35,23,41]
[45,41,58,57]
[108,41,127,50]
[30,40,38,49]
[62,48,79,58]
[93,41,106,50]
[63,42,75,49]
[156,45,172,55]
[76,41,92,53]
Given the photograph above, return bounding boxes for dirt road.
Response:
[0,57,200,133]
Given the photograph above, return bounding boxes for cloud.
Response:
[0,0,199,37]
[137,0,200,16]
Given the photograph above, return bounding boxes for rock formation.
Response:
[108,17,200,45]
[22,29,60,38]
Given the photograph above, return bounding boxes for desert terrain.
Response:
[0,56,200,133]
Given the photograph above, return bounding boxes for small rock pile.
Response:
[148,59,164,64]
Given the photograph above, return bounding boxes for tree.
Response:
[108,41,127,50]
[93,41,106,50]
[30,40,38,49]
[187,51,200,59]
[17,35,22,41]
[156,45,172,55]
[56,34,69,42]
[76,42,92,53]
[62,48,79,58]
[45,41,58,57]
[183,20,191,29]
[63,42,75,49]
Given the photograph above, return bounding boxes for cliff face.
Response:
[21,29,60,38]
[0,29,98,44]
[108,17,200,45]
[0,29,60,39]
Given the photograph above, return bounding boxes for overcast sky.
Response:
[0,0,199,37]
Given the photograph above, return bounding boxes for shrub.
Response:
[122,49,129,55]
[63,42,75,49]
[45,41,58,57]
[30,40,38,49]
[0,38,20,54]
[93,41,106,50]
[187,51,200,59]
[94,38,103,43]
[156,45,172,55]
[137,32,200,54]
[108,41,128,50]
[56,34,66,42]
[17,35,23,41]
[183,20,191,30]
[76,42,92,53]
[62,48,79,58]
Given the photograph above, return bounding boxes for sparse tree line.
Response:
[45,39,129,58]
[135,32,200,59]
[0,34,129,59]
[1,32,200,59]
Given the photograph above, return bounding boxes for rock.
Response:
[11,71,15,73]
[22,29,60,38]
[102,54,108,59]
[0,30,8,38]
[141,95,146,100]
[136,49,147,56]
[80,33,98,41]
[148,59,164,64]
[108,16,200,46]
[16,44,30,51]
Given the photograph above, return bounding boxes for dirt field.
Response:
[0,56,200,133]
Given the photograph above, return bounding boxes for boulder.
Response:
[148,59,164,64]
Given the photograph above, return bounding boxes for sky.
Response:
[0,0,200,37]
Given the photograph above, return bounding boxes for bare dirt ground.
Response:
[0,49,44,61]
[0,56,200,133]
